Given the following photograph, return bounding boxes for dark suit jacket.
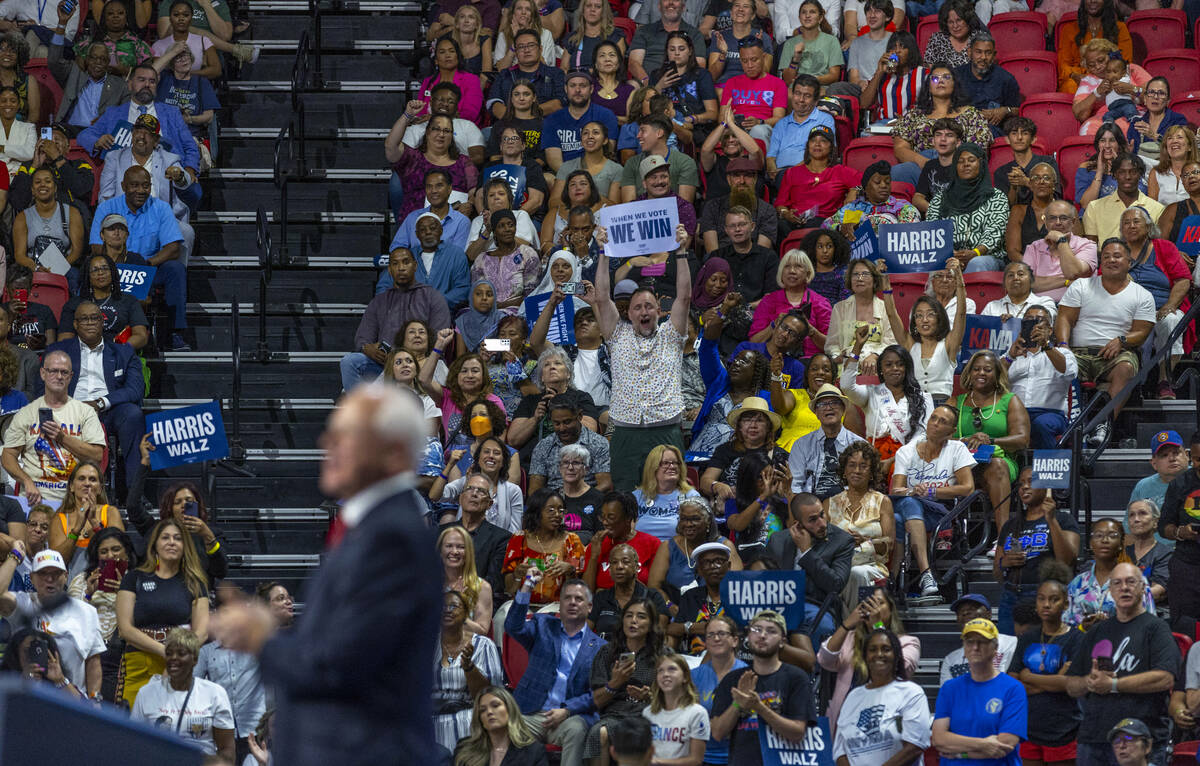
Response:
[505,591,604,722]
[40,339,144,407]
[765,525,855,610]
[260,484,441,766]
[47,41,130,125]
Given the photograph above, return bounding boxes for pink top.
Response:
[719,73,788,121]
[749,288,832,356]
[420,70,485,122]
[1023,234,1098,302]
[818,632,922,732]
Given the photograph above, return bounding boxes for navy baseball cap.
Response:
[950,593,991,612]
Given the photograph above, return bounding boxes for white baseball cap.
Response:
[31,549,67,573]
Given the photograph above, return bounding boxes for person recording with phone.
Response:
[505,346,602,460]
[125,433,226,586]
[0,626,83,699]
[0,545,107,698]
[1000,305,1076,451]
[7,123,94,216]
[68,526,135,702]
[5,265,57,350]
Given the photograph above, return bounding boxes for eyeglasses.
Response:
[705,630,734,639]
[44,369,71,377]
[930,74,952,84]
[516,42,539,50]
[89,266,110,273]
[748,625,782,636]
[76,315,104,324]
[1183,170,1200,179]
[501,135,523,143]
[658,459,680,467]
[1092,531,1122,541]
[971,407,983,431]
[813,400,842,411]
[559,459,585,467]
[462,487,491,497]
[1145,89,1169,98]
[1045,214,1074,222]
[1030,175,1056,183]
[428,126,453,134]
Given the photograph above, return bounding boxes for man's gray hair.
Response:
[559,442,591,468]
[354,383,427,465]
[971,30,995,45]
[464,470,497,498]
[41,349,71,371]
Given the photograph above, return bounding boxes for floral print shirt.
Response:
[891,107,992,154]
[1063,562,1155,627]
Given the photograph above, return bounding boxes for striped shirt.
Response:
[873,66,927,122]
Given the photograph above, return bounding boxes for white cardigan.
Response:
[0,119,35,177]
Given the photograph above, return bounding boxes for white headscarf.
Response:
[531,250,587,311]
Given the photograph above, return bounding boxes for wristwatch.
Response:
[1118,334,1128,348]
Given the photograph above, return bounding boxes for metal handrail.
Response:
[308,0,324,86]
[273,123,292,259]
[289,30,310,176]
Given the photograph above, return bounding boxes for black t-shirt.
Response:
[9,302,56,346]
[997,511,1080,586]
[0,496,24,534]
[1160,469,1200,565]
[563,488,603,544]
[1008,627,1083,745]
[60,294,149,339]
[1067,610,1180,745]
[916,158,956,201]
[712,664,815,766]
[708,443,789,491]
[589,581,669,640]
[513,389,601,465]
[991,154,1058,205]
[672,585,725,655]
[486,118,545,163]
[1127,541,1173,590]
[119,570,206,630]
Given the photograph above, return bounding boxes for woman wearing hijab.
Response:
[530,250,587,312]
[455,280,502,355]
[925,143,1010,273]
[468,210,541,311]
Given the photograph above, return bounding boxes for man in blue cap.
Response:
[939,593,1018,684]
[1130,430,1187,516]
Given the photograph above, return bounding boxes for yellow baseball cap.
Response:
[961,618,999,640]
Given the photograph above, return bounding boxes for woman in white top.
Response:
[833,628,932,766]
[382,346,442,436]
[924,263,975,332]
[883,257,966,407]
[841,342,933,477]
[642,652,711,765]
[890,404,977,603]
[979,261,1057,322]
[826,258,899,376]
[0,86,33,177]
[493,0,557,68]
[432,435,525,533]
[1147,125,1198,206]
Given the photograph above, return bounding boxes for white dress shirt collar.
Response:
[339,472,416,528]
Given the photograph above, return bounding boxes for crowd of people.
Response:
[345,0,1200,762]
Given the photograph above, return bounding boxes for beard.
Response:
[729,187,757,213]
[748,641,780,659]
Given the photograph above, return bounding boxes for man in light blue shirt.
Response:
[766,74,834,181]
[89,167,190,349]
[195,639,267,756]
[389,168,470,252]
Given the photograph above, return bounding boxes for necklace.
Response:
[1037,624,1067,672]
[968,390,999,420]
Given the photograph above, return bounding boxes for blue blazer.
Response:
[40,339,144,408]
[505,591,604,722]
[260,485,442,766]
[76,101,200,172]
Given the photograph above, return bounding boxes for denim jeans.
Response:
[997,583,1040,635]
[892,149,937,187]
[803,600,837,648]
[963,255,1004,272]
[340,352,383,392]
[1026,407,1068,449]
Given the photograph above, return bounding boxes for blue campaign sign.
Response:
[1032,449,1072,489]
[957,314,1019,370]
[850,221,878,262]
[719,570,807,632]
[1174,215,1200,259]
[523,291,576,346]
[101,120,135,158]
[482,163,527,205]
[117,264,157,300]
[144,401,229,470]
[877,220,953,273]
[759,715,834,766]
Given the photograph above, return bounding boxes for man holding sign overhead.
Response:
[583,220,692,491]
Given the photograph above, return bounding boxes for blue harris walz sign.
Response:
[117,264,157,300]
[719,570,807,631]
[877,220,953,273]
[1031,449,1072,489]
[144,401,229,470]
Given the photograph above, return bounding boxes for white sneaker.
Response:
[911,570,942,604]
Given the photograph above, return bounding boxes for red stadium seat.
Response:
[613,17,635,45]
[501,631,530,688]
[833,114,854,155]
[31,272,70,322]
[24,59,62,126]
[1018,92,1077,153]
[779,227,817,258]
[1173,742,1200,766]
[987,135,1050,177]
[1054,11,1076,53]
[843,135,898,176]
[1127,9,1186,63]
[891,181,916,201]
[888,274,929,329]
[963,272,1005,306]
[1056,134,1095,202]
[1143,49,1200,92]
[1170,91,1200,128]
[987,12,1048,55]
[916,15,939,54]
[998,51,1057,96]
